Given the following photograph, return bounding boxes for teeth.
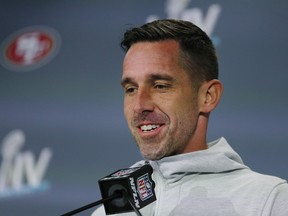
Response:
[140,124,160,132]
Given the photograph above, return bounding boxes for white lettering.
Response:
[129,177,140,208]
[0,129,52,193]
[23,148,52,187]
[181,4,221,36]
[146,0,222,37]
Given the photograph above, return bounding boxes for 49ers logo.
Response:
[0,26,61,72]
[6,32,53,65]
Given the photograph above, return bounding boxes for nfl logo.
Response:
[137,173,153,201]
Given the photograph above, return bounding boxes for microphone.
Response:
[98,163,156,215]
[60,163,156,216]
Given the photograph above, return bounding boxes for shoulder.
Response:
[238,170,288,201]
[91,205,105,216]
[130,160,146,168]
[234,168,286,187]
[265,182,288,216]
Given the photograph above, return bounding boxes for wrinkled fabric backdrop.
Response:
[0,1,287,215]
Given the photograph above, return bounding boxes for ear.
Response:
[199,79,223,113]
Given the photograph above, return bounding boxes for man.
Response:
[92,19,288,215]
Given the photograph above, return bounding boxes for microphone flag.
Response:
[98,164,156,215]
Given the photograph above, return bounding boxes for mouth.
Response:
[139,124,161,133]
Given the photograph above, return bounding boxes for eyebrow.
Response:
[120,77,134,87]
[121,73,176,87]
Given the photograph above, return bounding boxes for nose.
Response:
[133,88,154,114]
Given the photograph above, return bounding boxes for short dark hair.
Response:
[121,19,218,88]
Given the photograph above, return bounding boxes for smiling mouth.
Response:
[140,124,160,132]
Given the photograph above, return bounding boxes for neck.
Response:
[181,113,209,153]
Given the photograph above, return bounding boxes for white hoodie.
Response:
[92,137,288,216]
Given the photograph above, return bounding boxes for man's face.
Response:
[122,40,201,160]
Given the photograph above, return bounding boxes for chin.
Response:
[141,150,166,161]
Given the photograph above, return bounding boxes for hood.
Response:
[146,137,248,183]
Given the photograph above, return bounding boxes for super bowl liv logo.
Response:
[0,129,52,198]
[146,0,221,45]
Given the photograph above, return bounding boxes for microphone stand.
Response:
[60,190,142,216]
[122,190,142,216]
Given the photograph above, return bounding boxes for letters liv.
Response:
[146,0,221,44]
[0,129,52,197]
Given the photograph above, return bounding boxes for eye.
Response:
[155,84,164,89]
[154,83,170,90]
[124,86,137,94]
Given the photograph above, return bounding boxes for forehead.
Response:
[122,40,184,79]
[124,40,180,63]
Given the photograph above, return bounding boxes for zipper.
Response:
[152,166,165,216]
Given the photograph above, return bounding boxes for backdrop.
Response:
[0,1,287,215]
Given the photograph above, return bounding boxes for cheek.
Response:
[171,99,199,124]
[123,106,130,119]
[123,100,133,121]
[169,96,197,113]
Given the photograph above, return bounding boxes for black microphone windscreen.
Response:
[98,164,156,215]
